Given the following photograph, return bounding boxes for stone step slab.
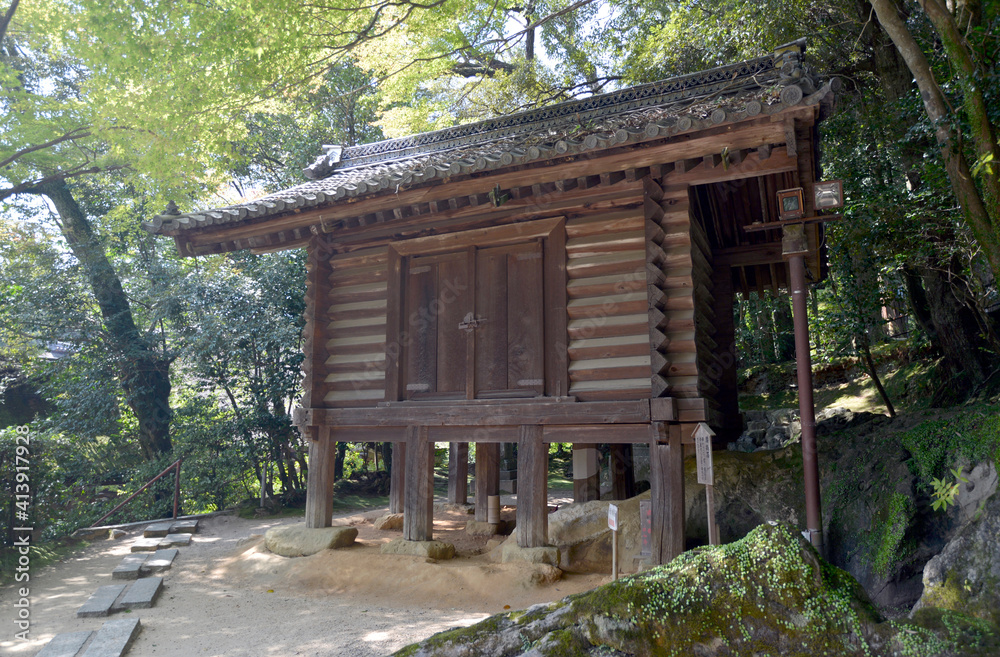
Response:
[36,630,93,657]
[139,548,177,574]
[77,584,127,618]
[80,618,141,657]
[129,537,162,553]
[116,577,163,610]
[159,533,191,547]
[142,522,174,538]
[111,554,148,580]
[169,519,199,533]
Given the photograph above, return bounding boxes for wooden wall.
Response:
[311,177,719,414]
[323,247,390,407]
[565,209,652,401]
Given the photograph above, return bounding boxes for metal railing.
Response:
[92,458,183,527]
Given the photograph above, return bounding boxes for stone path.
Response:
[34,520,197,657]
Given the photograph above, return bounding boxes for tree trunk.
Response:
[903,265,942,352]
[919,258,993,391]
[772,294,796,362]
[334,441,347,479]
[918,0,1000,223]
[39,180,173,459]
[859,336,896,417]
[868,0,1000,283]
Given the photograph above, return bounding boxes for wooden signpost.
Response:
[694,423,719,545]
[608,503,619,580]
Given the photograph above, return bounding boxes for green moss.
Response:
[900,406,1000,483]
[870,492,913,578]
[395,522,1000,657]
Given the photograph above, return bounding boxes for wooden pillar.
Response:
[610,444,636,500]
[304,428,334,529]
[403,426,433,541]
[516,425,548,548]
[389,441,406,514]
[447,442,469,505]
[649,422,684,563]
[474,442,500,522]
[572,444,601,502]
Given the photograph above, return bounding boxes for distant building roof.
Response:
[145,38,835,243]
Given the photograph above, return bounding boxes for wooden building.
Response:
[146,39,838,563]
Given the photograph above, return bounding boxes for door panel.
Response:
[435,253,471,397]
[404,261,438,398]
[507,242,544,396]
[474,247,509,395]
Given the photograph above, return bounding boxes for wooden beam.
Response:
[474,442,500,522]
[516,425,549,548]
[650,423,684,564]
[544,221,569,397]
[543,424,651,444]
[447,442,469,505]
[391,216,563,255]
[403,425,434,541]
[299,400,652,427]
[572,444,600,503]
[610,444,636,500]
[304,428,334,529]
[390,441,406,513]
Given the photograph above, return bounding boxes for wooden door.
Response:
[403,241,544,400]
[403,251,472,400]
[474,241,544,398]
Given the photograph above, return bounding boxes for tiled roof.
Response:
[145,39,833,236]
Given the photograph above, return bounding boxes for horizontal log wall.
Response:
[566,209,652,401]
[323,247,389,406]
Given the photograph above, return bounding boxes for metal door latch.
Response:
[458,312,485,332]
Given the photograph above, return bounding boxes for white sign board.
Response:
[607,504,619,531]
[694,422,715,485]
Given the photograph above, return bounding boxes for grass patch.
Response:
[331,493,390,513]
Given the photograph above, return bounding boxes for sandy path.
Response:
[1,504,605,656]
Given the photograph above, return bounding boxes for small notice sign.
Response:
[607,503,619,531]
[694,422,715,485]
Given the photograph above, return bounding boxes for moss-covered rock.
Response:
[915,490,1000,626]
[395,523,998,657]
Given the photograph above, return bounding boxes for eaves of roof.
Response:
[144,39,836,239]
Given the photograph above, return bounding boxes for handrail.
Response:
[92,458,183,528]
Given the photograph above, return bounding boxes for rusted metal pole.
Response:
[92,459,183,528]
[173,458,183,519]
[788,253,823,552]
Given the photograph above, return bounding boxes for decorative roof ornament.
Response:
[303,145,345,180]
[163,200,181,216]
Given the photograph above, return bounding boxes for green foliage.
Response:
[900,407,1000,485]
[930,467,969,513]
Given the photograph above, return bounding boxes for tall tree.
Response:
[2,8,176,458]
[868,0,1000,283]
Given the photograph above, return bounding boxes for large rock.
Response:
[380,538,455,560]
[492,542,560,568]
[541,493,647,573]
[264,525,357,557]
[374,513,404,531]
[915,488,1000,626]
[395,523,999,656]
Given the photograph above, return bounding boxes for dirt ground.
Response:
[0,504,607,656]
